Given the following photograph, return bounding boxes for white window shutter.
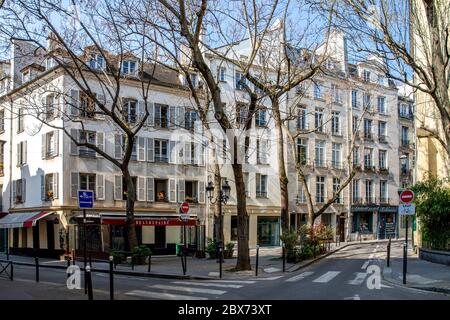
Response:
[184,142,191,165]
[178,179,185,203]
[199,143,205,166]
[114,175,123,200]
[16,143,19,166]
[138,100,145,124]
[96,132,105,157]
[169,106,176,128]
[114,134,122,159]
[178,106,185,128]
[53,130,59,156]
[70,172,78,198]
[70,129,78,155]
[138,137,146,161]
[177,141,184,164]
[198,180,205,204]
[22,179,26,202]
[96,174,105,200]
[23,141,27,164]
[146,138,154,162]
[147,103,154,127]
[193,143,200,165]
[12,180,16,203]
[169,140,176,164]
[250,172,256,198]
[40,174,45,201]
[53,172,59,199]
[70,89,79,117]
[169,178,176,203]
[41,134,47,159]
[146,177,154,202]
[137,176,145,201]
[96,94,106,119]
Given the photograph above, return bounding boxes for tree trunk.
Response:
[122,169,138,252]
[271,98,290,233]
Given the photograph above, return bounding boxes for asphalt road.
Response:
[1,242,449,300]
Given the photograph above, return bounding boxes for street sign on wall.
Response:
[399,203,416,215]
[78,190,94,209]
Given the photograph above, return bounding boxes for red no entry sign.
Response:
[180,202,190,213]
[399,189,414,203]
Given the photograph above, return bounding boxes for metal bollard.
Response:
[255,246,259,277]
[387,237,391,267]
[89,252,92,267]
[67,258,71,278]
[10,262,13,281]
[282,244,286,272]
[403,242,407,284]
[183,250,187,276]
[86,266,93,300]
[219,248,223,279]
[72,249,76,266]
[35,257,39,282]
[109,256,114,301]
[148,254,152,273]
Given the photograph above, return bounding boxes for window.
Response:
[89,53,105,70]
[352,179,360,203]
[377,96,386,114]
[121,60,137,75]
[331,84,342,104]
[79,173,96,198]
[155,179,168,202]
[297,176,308,203]
[43,173,58,200]
[332,111,340,135]
[13,178,26,203]
[231,216,238,241]
[22,70,31,83]
[79,131,96,157]
[79,91,96,118]
[122,99,137,124]
[44,131,58,158]
[380,180,388,203]
[322,213,332,227]
[353,147,360,165]
[297,107,307,130]
[297,138,308,165]
[255,109,267,127]
[316,176,325,203]
[378,121,387,142]
[364,148,373,169]
[315,140,325,167]
[363,70,371,82]
[218,67,226,82]
[313,82,323,99]
[256,174,268,198]
[154,139,169,163]
[379,150,387,170]
[364,119,372,139]
[257,139,268,164]
[17,141,27,166]
[0,141,4,176]
[185,73,198,87]
[185,181,198,203]
[332,143,341,168]
[352,90,358,108]
[0,109,4,132]
[399,103,413,119]
[401,153,410,173]
[314,108,323,132]
[363,92,371,110]
[236,103,249,125]
[17,108,24,133]
[365,180,373,204]
[352,116,359,134]
[154,104,169,128]
[377,74,384,85]
[185,110,198,130]
[401,126,409,146]
[235,71,245,90]
[45,95,56,120]
[333,177,342,204]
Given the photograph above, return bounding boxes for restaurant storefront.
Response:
[377,206,399,239]
[351,205,398,240]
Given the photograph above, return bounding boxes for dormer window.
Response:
[89,53,105,70]
[185,73,198,87]
[363,70,371,82]
[121,60,137,75]
[22,69,31,83]
[46,57,56,70]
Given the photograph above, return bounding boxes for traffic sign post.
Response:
[398,189,415,284]
[78,190,94,294]
[179,202,190,275]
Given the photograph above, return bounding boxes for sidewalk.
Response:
[382,243,450,294]
[0,239,393,280]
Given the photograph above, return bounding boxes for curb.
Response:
[382,274,450,295]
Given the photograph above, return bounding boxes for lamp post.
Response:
[205,179,231,263]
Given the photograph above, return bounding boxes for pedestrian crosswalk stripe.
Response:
[172,281,243,288]
[312,271,340,283]
[254,276,283,281]
[149,284,226,295]
[125,290,208,300]
[361,260,370,269]
[285,272,314,282]
[348,272,367,285]
[206,280,256,284]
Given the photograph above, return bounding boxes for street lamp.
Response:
[205,179,231,262]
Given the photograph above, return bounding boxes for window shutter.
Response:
[169,178,176,203]
[137,176,145,201]
[23,141,27,164]
[53,130,59,156]
[41,174,45,201]
[22,179,26,202]
[71,172,78,198]
[12,180,16,203]
[146,138,154,162]
[96,174,105,200]
[177,141,184,164]
[184,142,191,164]
[169,106,176,128]
[177,179,185,203]
[169,140,176,164]
[114,134,122,159]
[199,143,205,166]
[250,172,256,198]
[198,180,205,204]
[178,106,185,128]
[96,132,105,157]
[193,143,200,165]
[16,143,20,166]
[70,89,79,117]
[53,173,59,199]
[138,101,145,124]
[138,137,145,161]
[41,134,47,159]
[146,177,154,202]
[96,94,106,120]
[70,129,78,155]
[147,103,154,127]
[114,175,123,200]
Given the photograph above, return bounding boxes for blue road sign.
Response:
[78,190,94,209]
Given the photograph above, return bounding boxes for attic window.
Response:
[121,60,137,75]
[89,53,105,70]
[22,69,31,83]
[46,57,56,70]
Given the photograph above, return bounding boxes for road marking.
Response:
[361,261,370,269]
[125,290,208,300]
[348,272,367,285]
[149,284,226,295]
[205,280,256,284]
[254,276,283,281]
[312,271,340,283]
[95,273,148,281]
[263,267,281,273]
[344,294,361,300]
[285,272,314,282]
[172,281,243,288]
[15,278,61,286]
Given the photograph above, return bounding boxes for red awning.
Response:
[0,212,55,229]
[102,218,197,226]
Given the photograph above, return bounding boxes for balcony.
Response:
[155,155,169,163]
[364,197,377,205]
[296,122,310,132]
[401,167,412,177]
[315,196,325,204]
[296,194,306,204]
[353,164,362,171]
[314,160,327,169]
[314,126,326,135]
[352,197,363,205]
[330,161,343,169]
[378,167,389,175]
[363,132,373,141]
[256,191,268,198]
[378,135,388,143]
[379,197,390,205]
[399,112,414,120]
[364,165,377,173]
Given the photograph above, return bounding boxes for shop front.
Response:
[257,216,280,247]
[351,206,377,240]
[377,206,398,239]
